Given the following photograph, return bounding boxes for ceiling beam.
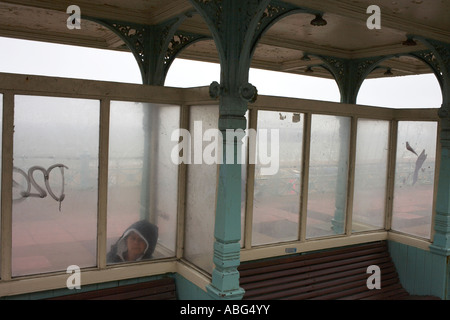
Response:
[285,0,450,43]
[0,0,158,24]
[0,23,110,49]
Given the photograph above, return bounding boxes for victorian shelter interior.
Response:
[0,0,449,300]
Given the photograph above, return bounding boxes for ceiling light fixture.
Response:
[301,54,311,61]
[310,14,327,26]
[384,68,394,76]
[402,37,417,46]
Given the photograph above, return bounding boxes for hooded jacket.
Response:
[107,220,158,264]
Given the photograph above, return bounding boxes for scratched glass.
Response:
[12,95,99,277]
[306,115,350,239]
[183,105,219,274]
[252,111,303,246]
[392,121,438,239]
[107,102,180,264]
[352,119,389,232]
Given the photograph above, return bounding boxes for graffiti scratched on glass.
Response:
[13,164,68,211]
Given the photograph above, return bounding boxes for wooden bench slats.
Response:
[355,284,409,300]
[240,243,387,278]
[239,242,385,273]
[284,270,404,300]
[239,241,435,300]
[90,284,176,300]
[246,266,400,300]
[313,276,403,300]
[133,291,177,300]
[240,252,391,287]
[243,262,398,299]
[48,277,176,300]
[241,257,392,293]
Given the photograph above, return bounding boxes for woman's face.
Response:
[126,231,147,260]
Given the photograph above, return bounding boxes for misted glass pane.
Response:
[307,115,350,239]
[252,111,303,246]
[183,105,219,274]
[392,121,437,239]
[352,119,389,232]
[12,95,99,276]
[107,102,179,264]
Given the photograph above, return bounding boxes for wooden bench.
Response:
[48,277,176,300]
[238,241,438,300]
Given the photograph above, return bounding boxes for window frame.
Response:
[0,72,440,297]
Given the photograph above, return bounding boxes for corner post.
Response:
[424,39,450,256]
[407,37,450,299]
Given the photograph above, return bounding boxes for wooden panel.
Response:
[388,240,446,298]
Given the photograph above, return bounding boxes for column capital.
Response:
[316,55,392,104]
[83,12,208,85]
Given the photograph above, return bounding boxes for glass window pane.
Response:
[352,119,389,232]
[307,115,350,239]
[107,102,179,264]
[392,121,437,239]
[12,95,99,276]
[183,105,219,274]
[252,111,303,246]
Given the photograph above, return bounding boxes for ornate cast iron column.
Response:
[188,0,277,300]
[189,0,325,299]
[416,39,450,256]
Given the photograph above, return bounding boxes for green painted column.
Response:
[208,92,248,299]
[189,0,272,300]
[427,40,450,258]
[431,115,450,255]
[407,38,450,299]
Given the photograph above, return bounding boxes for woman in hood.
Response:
[107,220,158,264]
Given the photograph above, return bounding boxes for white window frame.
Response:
[0,72,440,297]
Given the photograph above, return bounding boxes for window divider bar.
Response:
[97,98,110,270]
[244,108,258,250]
[385,120,398,231]
[345,116,358,236]
[176,105,190,259]
[299,113,312,242]
[430,119,442,242]
[1,92,14,280]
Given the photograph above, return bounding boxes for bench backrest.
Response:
[239,241,410,300]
